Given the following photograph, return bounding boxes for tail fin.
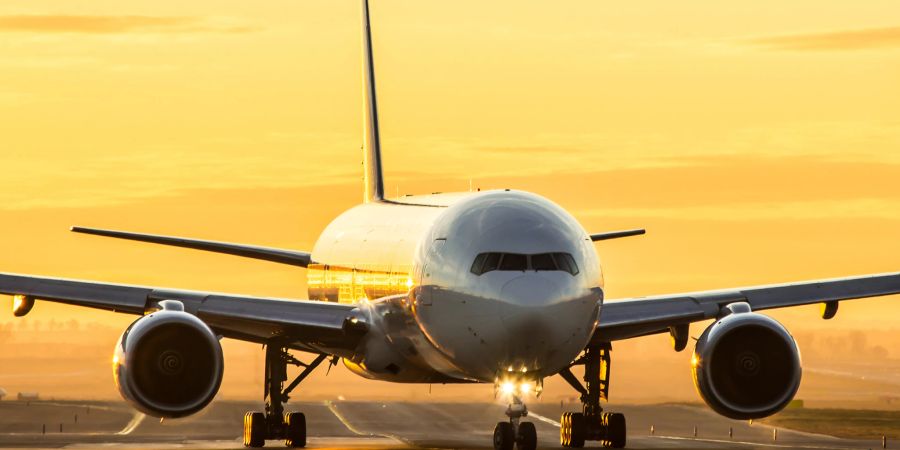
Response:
[361,0,384,202]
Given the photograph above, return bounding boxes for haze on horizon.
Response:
[1,0,899,404]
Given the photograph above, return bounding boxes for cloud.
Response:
[0,15,259,35]
[746,26,900,51]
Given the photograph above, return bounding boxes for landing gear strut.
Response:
[243,344,328,448]
[558,342,626,448]
[493,395,537,450]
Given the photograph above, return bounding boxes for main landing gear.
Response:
[558,342,626,448]
[243,344,328,448]
[493,395,538,450]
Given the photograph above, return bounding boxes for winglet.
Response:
[361,0,385,202]
[590,229,646,242]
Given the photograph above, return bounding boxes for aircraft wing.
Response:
[593,271,900,342]
[0,273,366,352]
[70,227,313,267]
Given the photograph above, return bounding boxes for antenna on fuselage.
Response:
[361,0,385,203]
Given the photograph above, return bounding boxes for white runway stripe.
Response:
[115,412,146,435]
[652,434,861,450]
[323,400,408,445]
[525,410,561,428]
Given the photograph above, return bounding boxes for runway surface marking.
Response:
[323,400,407,446]
[66,440,240,449]
[526,410,561,428]
[652,434,860,450]
[666,403,846,442]
[115,412,146,435]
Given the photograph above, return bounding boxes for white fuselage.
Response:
[309,190,603,385]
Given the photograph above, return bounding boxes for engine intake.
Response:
[113,301,223,418]
[691,303,801,420]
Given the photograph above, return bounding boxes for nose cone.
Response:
[496,275,600,372]
[498,276,562,362]
[501,275,561,308]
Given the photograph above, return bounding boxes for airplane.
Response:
[2,0,900,449]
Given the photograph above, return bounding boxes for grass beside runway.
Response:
[762,408,900,440]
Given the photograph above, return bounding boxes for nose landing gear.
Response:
[558,342,626,448]
[494,396,538,450]
[243,344,329,448]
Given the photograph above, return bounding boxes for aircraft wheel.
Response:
[243,411,266,448]
[560,413,585,448]
[603,413,626,449]
[516,421,537,450]
[284,412,307,448]
[569,413,586,448]
[494,421,515,450]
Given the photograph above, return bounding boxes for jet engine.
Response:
[691,302,801,420]
[113,301,223,418]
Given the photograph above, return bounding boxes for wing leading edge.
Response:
[594,271,900,342]
[0,273,365,352]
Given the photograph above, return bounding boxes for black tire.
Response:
[604,413,626,449]
[569,413,586,448]
[284,412,307,448]
[243,412,266,448]
[494,422,515,450]
[517,422,537,450]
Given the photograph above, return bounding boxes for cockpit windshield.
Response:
[470,252,579,276]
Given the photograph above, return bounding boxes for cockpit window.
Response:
[499,253,527,271]
[530,253,557,271]
[482,252,502,273]
[470,252,579,276]
[470,253,488,275]
[552,253,579,275]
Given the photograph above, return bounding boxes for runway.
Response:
[0,400,889,449]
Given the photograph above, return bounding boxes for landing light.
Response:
[498,379,538,397]
[691,354,700,368]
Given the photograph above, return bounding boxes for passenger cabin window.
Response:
[470,252,579,276]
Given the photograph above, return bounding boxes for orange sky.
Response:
[1,0,899,401]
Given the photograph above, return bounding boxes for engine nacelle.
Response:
[691,303,801,420]
[113,301,224,418]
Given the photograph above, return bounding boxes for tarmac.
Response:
[0,400,890,449]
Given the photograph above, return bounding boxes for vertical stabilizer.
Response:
[361,0,385,202]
